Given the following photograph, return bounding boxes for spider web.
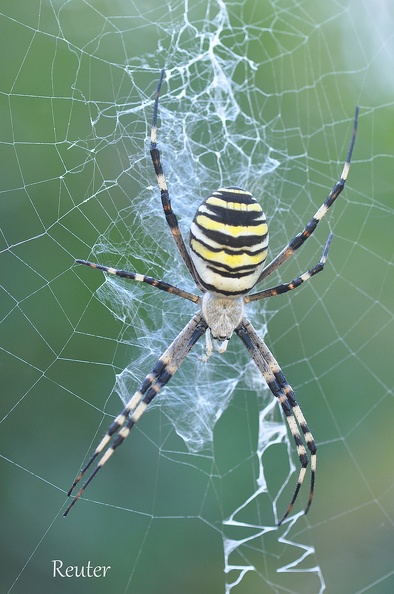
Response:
[1,1,393,593]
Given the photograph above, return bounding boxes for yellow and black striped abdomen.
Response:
[189,187,269,296]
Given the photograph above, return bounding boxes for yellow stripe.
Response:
[196,214,268,238]
[191,238,267,268]
[206,196,262,212]
[216,187,253,195]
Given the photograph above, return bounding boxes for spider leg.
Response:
[64,312,207,516]
[258,106,358,284]
[245,232,332,303]
[236,318,316,525]
[150,69,201,287]
[75,259,201,304]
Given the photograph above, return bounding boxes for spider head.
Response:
[201,292,244,344]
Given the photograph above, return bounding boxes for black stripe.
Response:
[213,187,255,204]
[192,222,267,248]
[196,277,253,296]
[190,232,267,257]
[201,204,265,227]
[206,261,261,276]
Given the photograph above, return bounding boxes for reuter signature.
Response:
[51,560,111,578]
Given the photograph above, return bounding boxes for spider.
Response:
[64,69,358,524]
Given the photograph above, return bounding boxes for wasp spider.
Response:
[65,70,358,524]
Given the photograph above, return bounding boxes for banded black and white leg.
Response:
[150,69,201,287]
[256,106,358,285]
[75,259,200,304]
[246,232,333,303]
[64,312,207,516]
[236,319,316,525]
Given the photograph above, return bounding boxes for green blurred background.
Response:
[1,1,393,593]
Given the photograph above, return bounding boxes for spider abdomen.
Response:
[189,187,269,296]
